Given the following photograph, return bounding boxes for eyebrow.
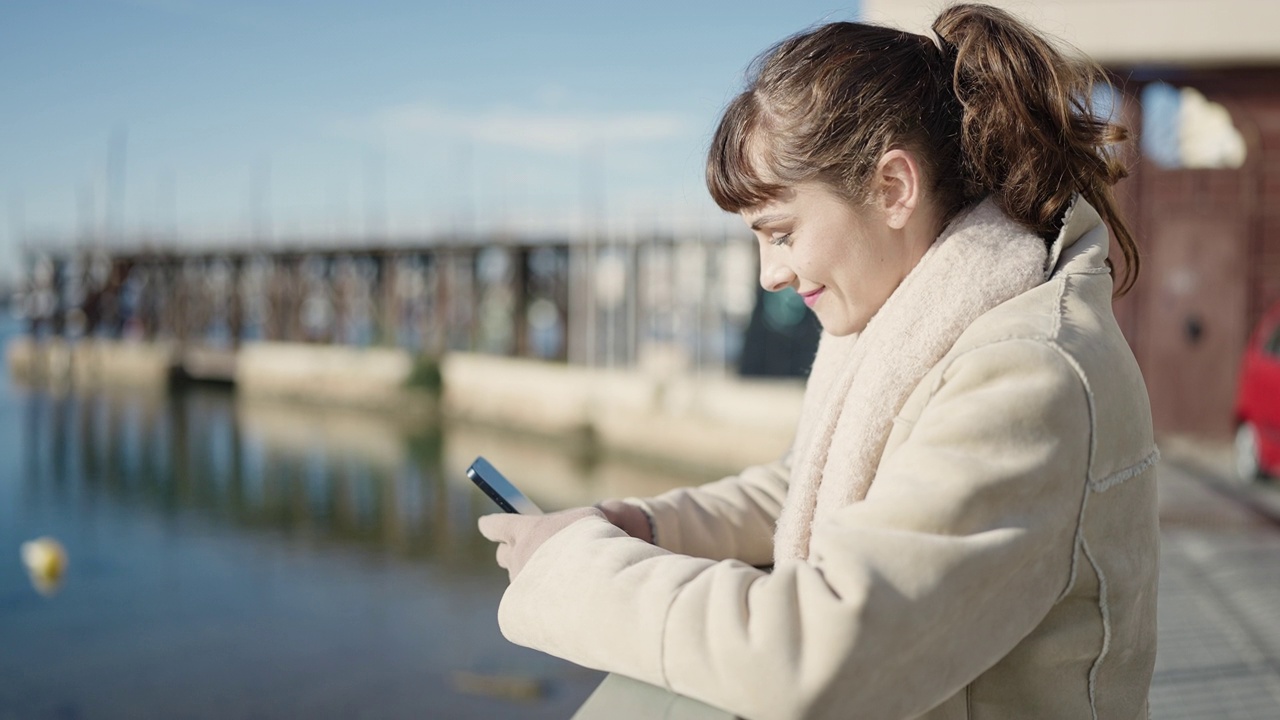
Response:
[749,214,791,231]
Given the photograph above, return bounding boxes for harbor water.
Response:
[0,314,715,719]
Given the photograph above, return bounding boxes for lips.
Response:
[800,288,824,308]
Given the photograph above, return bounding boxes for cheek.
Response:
[803,243,847,279]
[821,248,863,292]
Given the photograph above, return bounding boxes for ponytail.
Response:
[705,4,1140,295]
[933,4,1139,295]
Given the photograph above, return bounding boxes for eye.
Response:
[769,233,792,247]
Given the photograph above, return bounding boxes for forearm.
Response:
[628,458,789,564]
[500,508,1078,720]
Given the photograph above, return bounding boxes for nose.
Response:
[759,249,795,293]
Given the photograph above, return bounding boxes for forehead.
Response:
[739,187,800,223]
[741,182,855,223]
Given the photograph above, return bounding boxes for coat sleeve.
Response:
[497,339,1092,720]
[627,457,790,564]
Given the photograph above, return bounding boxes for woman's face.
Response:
[741,181,929,336]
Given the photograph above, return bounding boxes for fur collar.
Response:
[774,199,1050,563]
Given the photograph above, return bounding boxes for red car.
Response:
[1235,301,1280,481]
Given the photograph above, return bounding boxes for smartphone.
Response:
[466,456,544,515]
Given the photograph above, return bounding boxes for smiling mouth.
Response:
[800,288,824,308]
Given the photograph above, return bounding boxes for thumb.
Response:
[477,512,524,542]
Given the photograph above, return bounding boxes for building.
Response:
[865,0,1280,440]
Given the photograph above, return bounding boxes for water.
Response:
[0,316,712,719]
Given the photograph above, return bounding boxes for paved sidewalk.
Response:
[1152,451,1280,719]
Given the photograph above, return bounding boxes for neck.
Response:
[896,195,945,273]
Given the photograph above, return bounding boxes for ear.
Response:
[873,149,923,230]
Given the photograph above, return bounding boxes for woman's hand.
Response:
[477,507,605,582]
[594,499,653,544]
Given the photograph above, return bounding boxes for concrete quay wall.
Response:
[4,336,804,472]
[237,342,419,409]
[6,336,175,390]
[441,353,802,472]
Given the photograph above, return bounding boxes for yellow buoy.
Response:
[21,537,67,596]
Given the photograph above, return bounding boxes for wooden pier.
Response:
[10,229,766,379]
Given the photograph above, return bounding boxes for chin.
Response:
[817,315,867,337]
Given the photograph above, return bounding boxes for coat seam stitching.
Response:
[1082,529,1112,720]
[1051,274,1066,339]
[1043,340,1099,483]
[1042,335,1099,604]
[1060,484,1090,602]
[1090,448,1162,493]
[656,577,692,691]
[928,334,1068,388]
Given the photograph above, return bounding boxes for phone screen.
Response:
[466,456,544,515]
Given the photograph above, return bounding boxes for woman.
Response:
[478,4,1159,719]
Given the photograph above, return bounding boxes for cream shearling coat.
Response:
[496,199,1159,720]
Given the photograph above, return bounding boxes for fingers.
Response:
[593,500,650,542]
[594,499,628,523]
[478,507,610,581]
[559,507,607,524]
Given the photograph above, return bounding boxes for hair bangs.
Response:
[706,92,787,213]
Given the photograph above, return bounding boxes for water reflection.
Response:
[20,384,712,565]
[25,388,460,568]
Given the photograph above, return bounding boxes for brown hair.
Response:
[706,3,1139,296]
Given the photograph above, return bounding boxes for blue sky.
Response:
[0,0,861,280]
